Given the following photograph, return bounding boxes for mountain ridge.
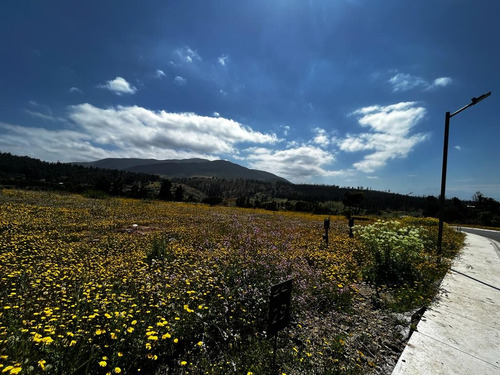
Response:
[74,158,290,183]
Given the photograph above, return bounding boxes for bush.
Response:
[355,218,465,310]
[355,220,426,287]
[146,233,175,264]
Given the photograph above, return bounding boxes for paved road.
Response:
[458,227,500,243]
[458,228,500,261]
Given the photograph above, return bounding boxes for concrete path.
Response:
[392,233,500,375]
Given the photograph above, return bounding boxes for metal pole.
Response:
[437,111,451,255]
[436,92,490,255]
[272,333,278,373]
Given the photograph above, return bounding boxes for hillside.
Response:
[74,158,289,183]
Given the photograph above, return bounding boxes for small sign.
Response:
[267,279,292,338]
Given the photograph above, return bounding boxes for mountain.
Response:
[74,158,289,183]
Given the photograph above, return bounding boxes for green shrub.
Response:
[355,220,426,287]
[146,233,175,264]
[355,218,465,310]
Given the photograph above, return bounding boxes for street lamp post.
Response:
[437,91,491,255]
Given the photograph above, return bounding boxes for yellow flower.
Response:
[41,336,53,344]
[113,367,121,373]
[180,361,187,366]
[197,341,203,346]
[117,352,123,357]
[98,361,107,367]
[10,367,22,375]
[38,360,46,370]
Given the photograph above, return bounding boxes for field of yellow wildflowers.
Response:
[0,189,463,374]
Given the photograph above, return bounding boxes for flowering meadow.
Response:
[0,189,463,374]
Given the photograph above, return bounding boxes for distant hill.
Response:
[74,158,289,183]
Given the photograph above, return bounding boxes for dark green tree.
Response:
[158,180,173,201]
[174,185,184,201]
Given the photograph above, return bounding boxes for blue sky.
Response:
[1,0,499,200]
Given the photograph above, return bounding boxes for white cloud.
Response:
[98,77,137,95]
[69,87,83,94]
[351,102,426,136]
[281,125,290,136]
[432,77,452,88]
[454,145,462,151]
[245,145,343,182]
[155,69,166,79]
[174,76,187,85]
[340,102,428,173]
[67,103,277,154]
[312,128,331,146]
[213,112,220,117]
[388,72,452,92]
[0,122,112,162]
[389,73,427,92]
[175,47,201,64]
[23,101,64,122]
[24,109,62,122]
[218,55,229,66]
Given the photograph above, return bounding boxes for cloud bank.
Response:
[0,104,279,162]
[0,100,429,183]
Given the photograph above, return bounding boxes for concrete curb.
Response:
[392,233,500,375]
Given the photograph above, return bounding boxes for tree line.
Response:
[1,152,499,227]
[0,152,160,198]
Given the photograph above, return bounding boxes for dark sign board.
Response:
[267,279,292,338]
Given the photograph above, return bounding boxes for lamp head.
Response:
[471,91,491,105]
